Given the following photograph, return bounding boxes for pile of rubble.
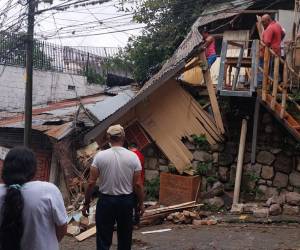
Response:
[166,210,198,224]
[166,210,218,226]
[231,191,300,218]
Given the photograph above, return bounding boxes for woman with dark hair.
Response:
[0,147,67,250]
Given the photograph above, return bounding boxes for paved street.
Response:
[61,223,300,250]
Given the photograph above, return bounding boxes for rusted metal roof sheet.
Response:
[43,122,74,140]
[83,1,255,144]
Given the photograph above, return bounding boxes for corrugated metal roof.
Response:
[0,87,137,141]
[85,90,135,122]
[202,0,254,14]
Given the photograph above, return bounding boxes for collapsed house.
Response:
[80,0,300,211]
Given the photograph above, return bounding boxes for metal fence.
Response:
[0,32,122,76]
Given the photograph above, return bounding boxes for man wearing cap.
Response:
[82,124,144,250]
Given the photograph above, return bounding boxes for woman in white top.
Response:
[0,147,67,250]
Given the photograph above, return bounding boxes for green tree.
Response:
[119,0,207,82]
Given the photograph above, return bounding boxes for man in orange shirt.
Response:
[261,14,285,56]
[258,14,285,84]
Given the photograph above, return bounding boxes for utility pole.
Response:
[24,0,36,147]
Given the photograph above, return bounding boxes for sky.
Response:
[0,0,144,48]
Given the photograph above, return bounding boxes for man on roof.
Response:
[200,27,217,68]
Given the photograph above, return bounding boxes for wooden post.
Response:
[233,119,248,205]
[217,41,228,91]
[271,56,280,109]
[262,47,270,101]
[200,52,225,134]
[251,98,260,164]
[251,40,259,90]
[280,62,288,118]
[232,45,244,90]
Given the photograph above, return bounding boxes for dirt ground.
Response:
[61,223,300,250]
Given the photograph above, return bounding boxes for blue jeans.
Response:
[96,193,134,250]
[207,54,217,68]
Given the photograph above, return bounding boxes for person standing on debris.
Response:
[261,14,285,56]
[83,124,144,250]
[0,147,67,250]
[128,142,145,226]
[258,14,285,84]
[200,27,217,68]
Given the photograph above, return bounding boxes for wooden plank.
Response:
[280,62,288,118]
[223,30,249,57]
[227,40,244,48]
[251,98,260,164]
[144,204,200,217]
[260,41,300,80]
[271,57,280,109]
[219,90,253,97]
[217,41,228,91]
[232,45,244,91]
[145,201,195,214]
[75,226,96,242]
[200,52,225,134]
[262,48,270,101]
[251,40,259,89]
[256,16,264,40]
[259,95,300,141]
[233,119,248,205]
[137,80,223,173]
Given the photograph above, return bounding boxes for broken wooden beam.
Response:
[75,226,96,242]
[271,57,280,109]
[233,119,248,205]
[199,52,225,134]
[262,48,270,101]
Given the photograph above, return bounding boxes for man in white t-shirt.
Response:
[82,124,144,250]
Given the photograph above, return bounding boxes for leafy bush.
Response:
[191,134,210,150]
[196,161,212,176]
[145,177,160,201]
[206,175,218,184]
[245,172,260,182]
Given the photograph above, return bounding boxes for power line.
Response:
[40,26,143,39]
[36,0,112,14]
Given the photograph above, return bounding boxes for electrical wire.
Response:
[40,26,143,39]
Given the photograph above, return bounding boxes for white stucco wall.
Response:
[0,65,104,111]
